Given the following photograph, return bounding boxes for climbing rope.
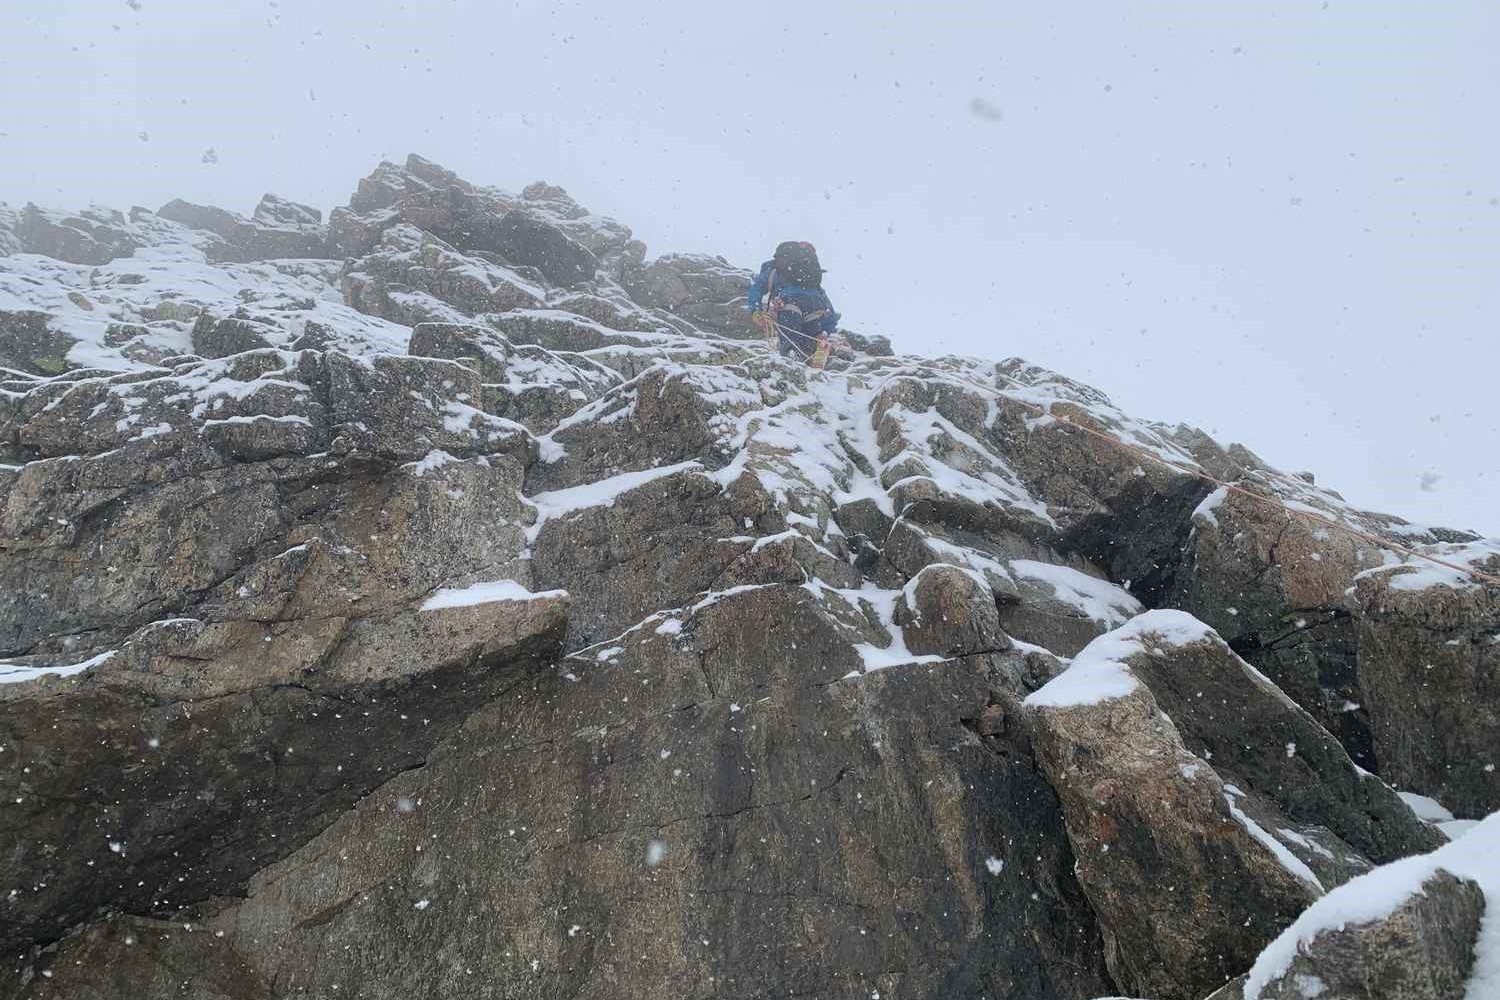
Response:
[847,357,1500,589]
[765,319,829,369]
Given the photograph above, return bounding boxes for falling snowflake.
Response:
[137,131,150,143]
[126,0,142,9]
[1419,471,1441,493]
[201,147,219,165]
[645,840,667,866]
[984,856,1004,875]
[969,98,1003,122]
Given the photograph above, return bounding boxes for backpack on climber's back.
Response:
[773,241,823,288]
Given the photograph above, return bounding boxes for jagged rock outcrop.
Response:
[0,348,563,960]
[157,196,329,262]
[1236,811,1498,1000]
[0,311,74,376]
[1024,613,1322,1000]
[2,154,1497,1000]
[13,205,141,265]
[1352,544,1500,819]
[1117,616,1444,866]
[1248,870,1483,1000]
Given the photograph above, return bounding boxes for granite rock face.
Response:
[2,155,1496,1000]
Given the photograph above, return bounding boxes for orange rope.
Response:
[879,362,1500,589]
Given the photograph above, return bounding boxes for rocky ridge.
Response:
[1,156,1497,999]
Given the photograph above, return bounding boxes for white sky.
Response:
[2,0,1496,533]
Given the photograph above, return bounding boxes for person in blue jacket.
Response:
[747,241,840,365]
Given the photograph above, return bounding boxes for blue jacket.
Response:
[747,261,840,335]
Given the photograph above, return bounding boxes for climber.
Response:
[747,241,840,367]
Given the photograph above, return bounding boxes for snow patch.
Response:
[1244,812,1500,1000]
[420,580,566,611]
[0,650,116,685]
[1025,609,1215,708]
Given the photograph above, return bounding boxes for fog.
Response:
[3,0,1495,532]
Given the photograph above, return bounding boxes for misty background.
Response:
[3,0,1495,533]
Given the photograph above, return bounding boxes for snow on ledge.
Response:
[0,650,116,686]
[1191,484,1230,529]
[1353,539,1500,594]
[420,580,568,612]
[1008,559,1143,625]
[1023,609,1216,708]
[523,460,704,544]
[1243,811,1500,1000]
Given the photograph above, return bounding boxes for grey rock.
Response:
[327,204,399,258]
[842,329,894,357]
[1166,487,1386,769]
[491,207,598,285]
[1025,620,1320,1000]
[0,591,565,962]
[15,204,140,264]
[342,225,542,319]
[895,563,1011,657]
[1251,870,1484,1000]
[1354,564,1500,818]
[190,312,276,358]
[22,585,1114,1000]
[157,198,329,261]
[0,345,564,960]
[407,321,616,433]
[1120,621,1444,864]
[349,159,436,214]
[252,193,322,227]
[0,310,76,375]
[15,914,277,999]
[530,467,783,649]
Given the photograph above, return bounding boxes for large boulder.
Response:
[528,466,786,649]
[1240,812,1499,1000]
[895,563,1011,657]
[490,208,598,286]
[1117,614,1443,865]
[157,197,329,261]
[0,590,566,964]
[341,224,544,321]
[1024,611,1323,1000]
[1251,871,1483,1000]
[190,311,277,357]
[406,321,617,433]
[1353,545,1500,818]
[622,253,759,338]
[1167,486,1384,768]
[14,585,1116,1000]
[14,204,140,264]
[526,361,765,494]
[252,193,322,227]
[0,347,564,963]
[0,350,534,655]
[0,310,75,375]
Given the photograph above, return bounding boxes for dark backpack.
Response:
[773,241,823,288]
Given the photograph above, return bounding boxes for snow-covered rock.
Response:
[2,153,1496,1000]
